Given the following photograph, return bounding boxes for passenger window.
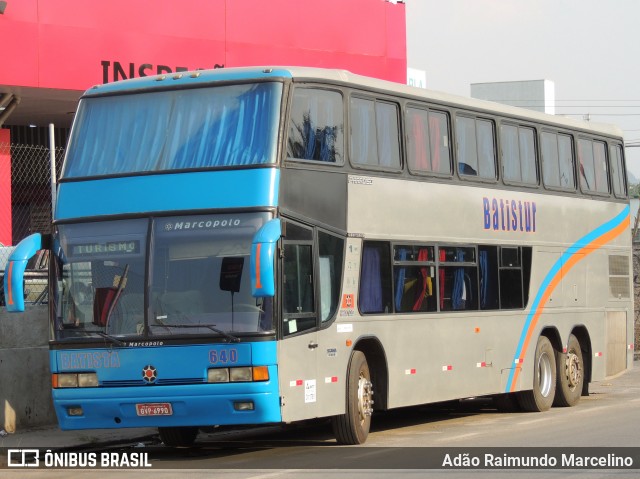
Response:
[350,97,401,169]
[406,107,452,175]
[519,127,537,184]
[557,134,576,189]
[501,124,519,182]
[578,138,609,194]
[282,222,316,335]
[477,120,497,180]
[359,242,392,314]
[499,247,524,309]
[318,231,344,322]
[456,116,478,176]
[502,124,537,185]
[393,245,436,313]
[283,244,314,317]
[478,246,499,310]
[287,88,344,163]
[360,242,532,314]
[438,246,478,311]
[610,144,627,198]
[541,131,575,190]
[456,116,496,180]
[478,246,531,310]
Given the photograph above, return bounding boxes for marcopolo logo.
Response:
[164,218,242,232]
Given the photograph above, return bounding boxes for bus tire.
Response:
[517,336,556,412]
[158,426,199,447]
[331,351,373,444]
[553,334,583,407]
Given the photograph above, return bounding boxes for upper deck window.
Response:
[578,138,610,194]
[287,88,344,163]
[500,124,538,186]
[350,97,401,170]
[455,116,497,180]
[610,144,627,198]
[63,82,283,178]
[541,131,575,190]
[406,107,452,176]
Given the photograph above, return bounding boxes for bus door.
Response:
[278,221,320,421]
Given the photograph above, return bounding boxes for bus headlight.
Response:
[78,373,99,387]
[229,367,252,382]
[207,367,269,383]
[207,368,230,383]
[53,372,99,388]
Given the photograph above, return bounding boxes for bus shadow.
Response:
[143,397,504,466]
[370,397,501,434]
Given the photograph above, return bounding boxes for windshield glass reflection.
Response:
[53,213,273,341]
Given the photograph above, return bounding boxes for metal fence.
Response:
[0,141,64,269]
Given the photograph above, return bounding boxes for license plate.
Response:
[135,402,173,416]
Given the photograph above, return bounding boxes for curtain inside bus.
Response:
[64,82,282,178]
[451,249,467,310]
[360,245,382,313]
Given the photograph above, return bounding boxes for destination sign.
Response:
[70,240,140,256]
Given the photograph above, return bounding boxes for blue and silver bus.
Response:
[5,67,633,446]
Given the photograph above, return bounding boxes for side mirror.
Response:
[250,219,280,297]
[4,233,43,312]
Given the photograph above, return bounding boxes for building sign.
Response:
[0,0,406,90]
[407,67,426,89]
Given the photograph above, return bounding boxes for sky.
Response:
[404,0,640,181]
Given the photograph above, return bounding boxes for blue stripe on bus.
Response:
[56,168,280,220]
[505,205,630,393]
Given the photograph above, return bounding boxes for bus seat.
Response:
[458,162,477,176]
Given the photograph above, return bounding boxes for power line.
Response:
[561,113,640,117]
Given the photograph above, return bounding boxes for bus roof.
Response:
[84,66,623,139]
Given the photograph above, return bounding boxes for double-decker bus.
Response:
[5,67,633,446]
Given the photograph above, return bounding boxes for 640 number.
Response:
[209,348,238,364]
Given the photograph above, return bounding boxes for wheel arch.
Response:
[540,326,562,353]
[353,336,389,411]
[570,325,592,394]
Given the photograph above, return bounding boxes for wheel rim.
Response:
[357,372,373,424]
[537,351,553,398]
[565,350,582,391]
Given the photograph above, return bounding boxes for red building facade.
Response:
[0,0,406,94]
[0,0,406,247]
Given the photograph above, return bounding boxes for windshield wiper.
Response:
[160,323,240,343]
[95,331,125,347]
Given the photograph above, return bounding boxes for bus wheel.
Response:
[158,426,199,447]
[331,351,374,444]
[517,336,556,412]
[553,334,583,407]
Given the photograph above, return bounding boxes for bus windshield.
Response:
[53,213,274,341]
[63,82,283,178]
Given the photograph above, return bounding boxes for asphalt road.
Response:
[10,364,640,479]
